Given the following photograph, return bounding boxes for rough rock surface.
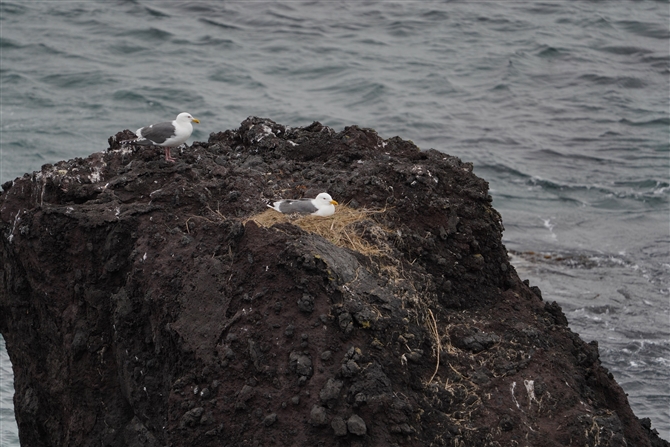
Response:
[0,117,666,447]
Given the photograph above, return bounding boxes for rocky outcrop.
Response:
[0,117,666,446]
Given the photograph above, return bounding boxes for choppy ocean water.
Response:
[0,1,668,443]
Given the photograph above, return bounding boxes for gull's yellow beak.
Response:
[330,200,338,205]
[192,118,200,124]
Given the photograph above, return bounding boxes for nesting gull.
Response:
[267,192,338,217]
[126,112,200,162]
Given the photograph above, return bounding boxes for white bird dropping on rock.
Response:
[267,192,338,217]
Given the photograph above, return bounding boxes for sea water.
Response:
[1,2,668,443]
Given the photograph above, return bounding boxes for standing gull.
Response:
[267,192,338,217]
[127,112,200,162]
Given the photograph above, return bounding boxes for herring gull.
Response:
[267,192,338,217]
[126,112,200,162]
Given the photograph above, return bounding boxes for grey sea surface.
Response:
[1,1,668,443]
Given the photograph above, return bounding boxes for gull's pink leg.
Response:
[165,147,176,162]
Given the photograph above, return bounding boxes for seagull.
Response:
[267,192,338,217]
[126,112,200,162]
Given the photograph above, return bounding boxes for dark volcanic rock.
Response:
[347,414,367,436]
[0,117,666,447]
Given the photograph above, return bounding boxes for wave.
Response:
[597,45,654,56]
[579,74,647,89]
[198,17,242,31]
[41,71,112,90]
[118,27,173,42]
[619,117,670,127]
[525,176,669,205]
[616,20,670,40]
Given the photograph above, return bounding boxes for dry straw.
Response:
[247,204,391,258]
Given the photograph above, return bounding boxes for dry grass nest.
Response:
[246,204,394,258]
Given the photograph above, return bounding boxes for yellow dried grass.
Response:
[247,204,390,257]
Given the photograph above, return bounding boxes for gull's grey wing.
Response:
[137,121,176,145]
[277,199,318,214]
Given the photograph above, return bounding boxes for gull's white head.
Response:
[315,192,338,206]
[311,192,338,217]
[176,112,200,124]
